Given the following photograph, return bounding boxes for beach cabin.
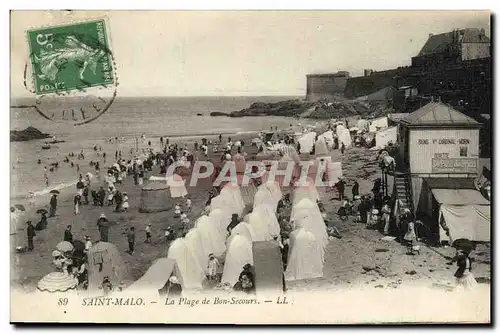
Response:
[392,102,489,244]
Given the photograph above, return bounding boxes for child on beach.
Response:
[145,224,152,243]
[174,204,181,218]
[122,192,129,212]
[207,253,220,282]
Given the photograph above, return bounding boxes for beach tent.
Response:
[220,184,246,216]
[280,145,301,163]
[184,228,209,273]
[167,173,188,198]
[227,222,254,245]
[326,161,343,185]
[374,126,398,149]
[297,132,317,154]
[314,136,330,158]
[285,228,324,281]
[248,209,275,242]
[337,127,352,148]
[167,238,205,290]
[87,242,128,292]
[370,116,389,130]
[139,182,173,213]
[252,241,285,293]
[126,258,183,296]
[253,204,280,238]
[318,131,334,149]
[209,208,232,239]
[195,215,226,257]
[253,185,276,211]
[292,178,319,205]
[233,153,247,174]
[291,198,328,252]
[357,119,369,132]
[221,235,254,286]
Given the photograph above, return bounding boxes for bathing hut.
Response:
[139,181,173,213]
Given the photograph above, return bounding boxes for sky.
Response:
[10,10,491,97]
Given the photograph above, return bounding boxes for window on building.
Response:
[460,146,468,157]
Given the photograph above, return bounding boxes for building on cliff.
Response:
[305,71,350,100]
[412,28,490,68]
[343,27,491,117]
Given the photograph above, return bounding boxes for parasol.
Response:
[452,238,475,253]
[36,208,48,214]
[14,204,26,211]
[49,190,60,194]
[37,272,77,293]
[56,241,74,253]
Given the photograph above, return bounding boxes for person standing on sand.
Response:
[114,191,123,212]
[340,142,345,154]
[97,214,109,242]
[352,181,359,199]
[127,227,136,255]
[145,223,152,243]
[64,225,73,243]
[26,221,36,251]
[49,194,57,217]
[335,178,345,201]
[98,186,106,207]
[83,186,89,205]
[74,194,81,215]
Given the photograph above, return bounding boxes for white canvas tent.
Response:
[374,126,398,149]
[284,228,324,281]
[298,132,317,154]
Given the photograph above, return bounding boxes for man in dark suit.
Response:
[64,225,73,243]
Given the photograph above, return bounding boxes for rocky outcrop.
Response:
[209,111,231,117]
[229,98,393,119]
[230,99,314,118]
[10,126,52,142]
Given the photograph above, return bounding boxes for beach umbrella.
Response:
[452,238,475,253]
[49,190,60,194]
[36,208,48,214]
[14,204,26,211]
[37,272,77,293]
[56,241,74,253]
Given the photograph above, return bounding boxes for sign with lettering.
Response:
[432,158,478,173]
[417,138,471,145]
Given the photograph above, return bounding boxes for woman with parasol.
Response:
[35,208,48,230]
[452,239,477,291]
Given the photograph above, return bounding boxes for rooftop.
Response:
[400,102,482,128]
[417,28,490,57]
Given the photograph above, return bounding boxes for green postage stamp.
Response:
[27,19,114,95]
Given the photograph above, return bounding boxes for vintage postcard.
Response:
[10,10,491,324]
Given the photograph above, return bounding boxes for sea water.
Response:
[10,96,311,199]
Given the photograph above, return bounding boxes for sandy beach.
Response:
[11,130,491,294]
